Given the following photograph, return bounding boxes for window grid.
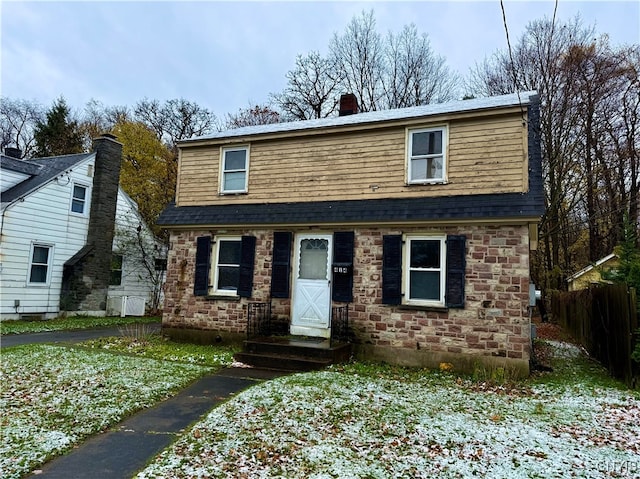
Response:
[404,236,446,306]
[407,126,446,184]
[28,244,52,284]
[212,237,242,294]
[221,146,248,194]
[71,184,88,214]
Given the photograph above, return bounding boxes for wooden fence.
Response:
[552,284,638,388]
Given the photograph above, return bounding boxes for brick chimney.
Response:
[61,134,123,314]
[339,93,359,116]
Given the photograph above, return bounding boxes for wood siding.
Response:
[176,112,528,207]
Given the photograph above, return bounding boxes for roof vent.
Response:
[339,94,359,116]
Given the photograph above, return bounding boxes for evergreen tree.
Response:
[33,97,84,157]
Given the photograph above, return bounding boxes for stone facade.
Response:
[163,223,532,375]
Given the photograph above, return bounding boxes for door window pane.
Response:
[299,239,328,280]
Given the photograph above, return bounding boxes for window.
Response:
[212,237,242,294]
[71,184,88,214]
[220,146,249,193]
[110,254,123,286]
[28,244,52,284]
[194,236,256,297]
[382,234,466,308]
[405,236,446,306]
[407,126,446,184]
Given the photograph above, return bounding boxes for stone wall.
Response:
[162,224,531,374]
[64,135,122,313]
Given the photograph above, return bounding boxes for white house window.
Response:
[110,254,123,286]
[404,236,446,306]
[220,146,249,193]
[212,237,242,294]
[407,127,446,184]
[28,244,52,284]
[71,184,88,214]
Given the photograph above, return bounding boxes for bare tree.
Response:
[272,52,343,120]
[382,24,459,108]
[329,10,384,112]
[467,15,640,290]
[0,97,44,158]
[134,98,219,147]
[226,104,282,129]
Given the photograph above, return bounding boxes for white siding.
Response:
[1,169,30,192]
[108,190,165,313]
[0,157,95,318]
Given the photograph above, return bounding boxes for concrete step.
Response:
[235,336,352,371]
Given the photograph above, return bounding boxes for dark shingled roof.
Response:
[157,192,544,228]
[1,153,94,205]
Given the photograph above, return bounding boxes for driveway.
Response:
[0,322,162,348]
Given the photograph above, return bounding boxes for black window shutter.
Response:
[194,236,211,296]
[271,232,292,298]
[382,235,403,305]
[332,231,354,302]
[237,235,256,298]
[445,235,466,308]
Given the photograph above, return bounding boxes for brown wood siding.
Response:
[176,112,527,207]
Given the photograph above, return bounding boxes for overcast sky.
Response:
[1,1,639,119]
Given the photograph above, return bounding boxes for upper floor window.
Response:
[28,244,52,285]
[71,184,89,214]
[220,146,249,194]
[407,126,447,184]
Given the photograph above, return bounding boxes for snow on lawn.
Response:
[0,344,210,479]
[138,347,640,479]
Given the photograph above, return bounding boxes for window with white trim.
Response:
[404,236,446,306]
[110,254,123,286]
[71,184,89,214]
[28,244,52,284]
[407,126,446,184]
[220,146,249,193]
[212,237,242,294]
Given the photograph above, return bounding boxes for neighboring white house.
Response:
[108,189,166,316]
[0,135,165,320]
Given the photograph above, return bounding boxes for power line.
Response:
[499,0,525,125]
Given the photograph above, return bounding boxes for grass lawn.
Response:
[135,341,640,479]
[0,315,160,335]
[0,334,237,479]
[2,321,639,479]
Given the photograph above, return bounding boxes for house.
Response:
[0,134,164,320]
[157,91,544,376]
[567,253,619,291]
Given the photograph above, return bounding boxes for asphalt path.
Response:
[0,322,162,348]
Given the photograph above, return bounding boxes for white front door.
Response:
[291,234,332,338]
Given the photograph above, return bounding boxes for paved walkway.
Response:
[0,323,162,348]
[2,324,286,478]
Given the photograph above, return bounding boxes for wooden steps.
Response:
[234,336,352,372]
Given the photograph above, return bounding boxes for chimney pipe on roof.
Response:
[339,93,358,116]
[4,147,22,159]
